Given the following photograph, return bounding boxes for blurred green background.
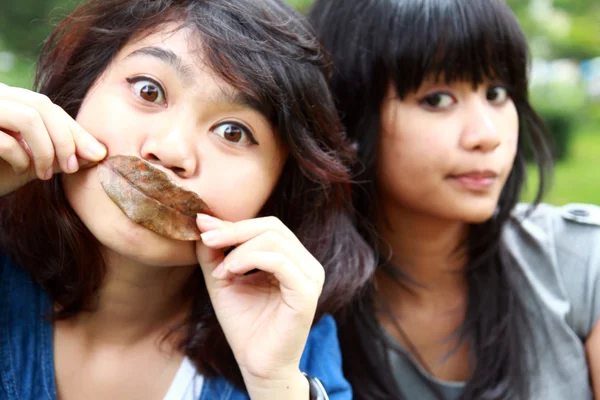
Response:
[1,0,598,205]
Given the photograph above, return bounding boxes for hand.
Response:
[195,214,324,398]
[0,83,107,196]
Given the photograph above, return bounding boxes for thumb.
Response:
[195,216,227,294]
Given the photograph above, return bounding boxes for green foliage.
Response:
[0,0,79,57]
[506,0,600,60]
[285,0,314,13]
[523,125,600,206]
[529,83,587,161]
[0,56,36,89]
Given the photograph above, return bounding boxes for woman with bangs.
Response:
[0,0,375,399]
[308,0,600,399]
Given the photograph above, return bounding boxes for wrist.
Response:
[244,370,309,400]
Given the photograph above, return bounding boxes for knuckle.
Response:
[273,253,288,269]
[263,216,281,225]
[264,230,284,246]
[0,136,16,155]
[54,135,74,153]
[312,268,326,286]
[263,216,284,231]
[52,103,70,119]
[20,107,42,129]
[33,93,52,109]
[33,150,55,167]
[308,260,325,285]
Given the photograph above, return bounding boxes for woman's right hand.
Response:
[0,83,107,196]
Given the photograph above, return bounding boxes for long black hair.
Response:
[308,0,554,398]
[0,0,375,390]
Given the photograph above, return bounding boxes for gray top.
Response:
[386,202,600,399]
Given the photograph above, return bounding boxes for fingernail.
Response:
[44,167,53,180]
[67,154,79,172]
[225,260,239,272]
[87,141,106,158]
[200,230,220,243]
[196,214,220,230]
[211,262,226,279]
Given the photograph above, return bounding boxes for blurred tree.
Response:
[506,0,600,60]
[1,0,597,61]
[0,0,78,57]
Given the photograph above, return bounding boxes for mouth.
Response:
[97,155,211,241]
[447,170,498,191]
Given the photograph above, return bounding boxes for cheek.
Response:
[62,168,199,266]
[200,156,285,222]
[76,85,141,153]
[376,127,445,186]
[501,106,520,158]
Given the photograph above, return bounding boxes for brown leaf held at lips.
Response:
[97,155,211,241]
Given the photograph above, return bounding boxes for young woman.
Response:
[0,0,375,399]
[308,0,600,399]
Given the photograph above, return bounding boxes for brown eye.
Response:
[223,125,243,142]
[487,86,509,104]
[212,122,258,146]
[127,77,166,105]
[420,92,455,110]
[140,84,159,102]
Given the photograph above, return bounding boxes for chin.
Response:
[453,200,498,224]
[461,210,496,224]
[100,218,199,267]
[62,171,199,268]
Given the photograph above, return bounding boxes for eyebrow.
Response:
[125,46,263,114]
[126,46,195,86]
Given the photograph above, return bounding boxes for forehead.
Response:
[111,23,257,110]
[117,25,211,83]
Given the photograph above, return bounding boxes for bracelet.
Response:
[302,373,329,400]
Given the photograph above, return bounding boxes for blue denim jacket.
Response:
[0,252,352,400]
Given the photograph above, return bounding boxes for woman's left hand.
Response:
[195,213,324,397]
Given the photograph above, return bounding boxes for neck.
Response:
[62,248,197,347]
[376,200,470,308]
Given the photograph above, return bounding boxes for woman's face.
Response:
[376,78,519,223]
[63,24,288,267]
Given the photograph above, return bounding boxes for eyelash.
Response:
[418,85,510,110]
[125,75,259,145]
[211,121,259,146]
[126,75,167,105]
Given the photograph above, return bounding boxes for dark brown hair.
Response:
[0,0,375,389]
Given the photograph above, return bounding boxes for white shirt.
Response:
[163,357,204,400]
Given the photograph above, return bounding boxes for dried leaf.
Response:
[97,155,211,241]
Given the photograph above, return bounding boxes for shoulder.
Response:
[0,249,51,327]
[0,250,43,299]
[300,314,352,399]
[506,202,600,337]
[0,251,56,399]
[511,202,600,229]
[508,202,600,262]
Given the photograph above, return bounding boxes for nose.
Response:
[140,118,197,178]
[459,98,501,153]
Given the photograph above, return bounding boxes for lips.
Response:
[97,155,211,241]
[448,170,498,191]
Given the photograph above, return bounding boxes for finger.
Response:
[195,239,227,293]
[0,87,107,164]
[0,88,78,172]
[215,231,324,288]
[67,117,107,162]
[223,251,319,304]
[0,130,32,173]
[38,103,78,173]
[197,214,300,250]
[0,100,55,180]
